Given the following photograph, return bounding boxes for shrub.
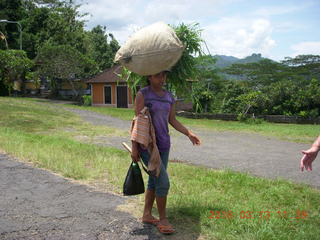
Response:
[82,95,92,106]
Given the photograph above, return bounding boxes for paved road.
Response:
[0,154,164,240]
[67,107,319,188]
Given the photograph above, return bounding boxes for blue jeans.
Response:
[139,150,170,197]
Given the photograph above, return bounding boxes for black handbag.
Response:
[123,162,145,196]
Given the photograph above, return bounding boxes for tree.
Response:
[190,55,222,112]
[35,44,98,97]
[282,55,320,66]
[282,55,320,81]
[223,59,289,87]
[0,0,26,50]
[236,91,266,115]
[0,49,33,95]
[87,25,120,71]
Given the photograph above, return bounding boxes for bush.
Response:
[237,113,264,124]
[244,117,264,124]
[237,113,247,122]
[298,109,319,118]
[82,95,92,106]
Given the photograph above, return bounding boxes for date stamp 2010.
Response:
[208,210,308,220]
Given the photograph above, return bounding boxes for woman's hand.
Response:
[131,150,140,163]
[188,131,201,146]
[131,142,140,163]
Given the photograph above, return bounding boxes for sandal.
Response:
[157,223,175,234]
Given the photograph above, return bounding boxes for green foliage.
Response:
[224,59,289,87]
[87,25,120,70]
[25,70,40,88]
[0,77,9,96]
[82,95,92,106]
[36,43,98,79]
[190,55,221,112]
[237,113,264,124]
[236,91,266,115]
[167,23,203,95]
[236,112,247,122]
[282,54,320,66]
[35,43,98,97]
[0,49,33,95]
[117,67,146,103]
[1,0,120,75]
[210,55,320,117]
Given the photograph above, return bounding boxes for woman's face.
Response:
[149,71,167,87]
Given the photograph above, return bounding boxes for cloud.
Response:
[77,0,144,30]
[76,0,243,45]
[253,0,317,17]
[144,0,236,24]
[253,5,302,16]
[202,17,276,58]
[291,41,320,56]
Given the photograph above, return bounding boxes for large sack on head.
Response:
[114,22,184,76]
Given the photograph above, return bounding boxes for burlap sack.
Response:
[114,22,184,76]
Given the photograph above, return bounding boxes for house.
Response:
[87,65,135,108]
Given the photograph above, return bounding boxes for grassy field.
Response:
[1,97,320,240]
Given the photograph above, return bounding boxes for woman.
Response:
[131,71,201,234]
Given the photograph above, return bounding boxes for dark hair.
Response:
[146,76,151,86]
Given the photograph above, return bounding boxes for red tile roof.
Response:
[86,65,126,83]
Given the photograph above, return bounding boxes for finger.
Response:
[300,160,304,172]
[306,161,312,171]
[300,155,307,171]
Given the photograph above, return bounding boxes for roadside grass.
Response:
[169,163,320,240]
[1,97,320,240]
[0,97,126,141]
[57,101,319,143]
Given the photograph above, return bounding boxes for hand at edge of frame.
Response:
[300,146,318,171]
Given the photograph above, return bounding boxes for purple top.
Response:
[140,86,175,152]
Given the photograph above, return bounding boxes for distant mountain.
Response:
[213,53,266,69]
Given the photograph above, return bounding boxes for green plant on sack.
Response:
[167,23,203,96]
[82,95,92,106]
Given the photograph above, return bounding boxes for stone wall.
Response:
[176,111,320,124]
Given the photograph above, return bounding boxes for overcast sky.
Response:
[75,0,320,61]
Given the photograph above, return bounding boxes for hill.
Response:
[213,53,267,69]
